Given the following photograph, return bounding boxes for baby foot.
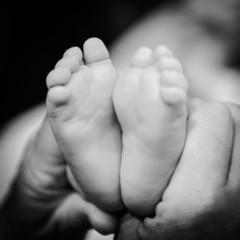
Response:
[46,38,123,212]
[113,45,188,216]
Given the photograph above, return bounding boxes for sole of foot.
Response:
[46,38,123,212]
[113,45,188,216]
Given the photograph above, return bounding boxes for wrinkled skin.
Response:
[1,98,240,239]
[115,99,240,240]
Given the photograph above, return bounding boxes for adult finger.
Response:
[160,99,234,213]
[226,103,240,190]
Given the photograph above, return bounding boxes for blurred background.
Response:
[3,0,240,130]
[2,0,175,130]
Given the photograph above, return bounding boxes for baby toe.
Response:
[130,47,154,68]
[160,86,187,106]
[55,56,80,72]
[46,68,71,89]
[161,70,188,91]
[63,46,83,63]
[157,55,183,72]
[47,86,71,109]
[154,45,173,60]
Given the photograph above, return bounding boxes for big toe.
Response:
[83,37,110,64]
[130,47,154,68]
[63,46,83,62]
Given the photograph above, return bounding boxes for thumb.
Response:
[86,201,118,235]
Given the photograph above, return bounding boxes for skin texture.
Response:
[46,38,123,212]
[1,1,240,239]
[0,116,119,239]
[0,98,240,239]
[113,45,188,216]
[115,99,240,240]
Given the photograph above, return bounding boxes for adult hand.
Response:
[0,117,118,240]
[116,98,240,240]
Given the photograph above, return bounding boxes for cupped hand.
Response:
[116,99,240,240]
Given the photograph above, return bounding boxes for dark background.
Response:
[2,0,171,129]
[3,0,240,130]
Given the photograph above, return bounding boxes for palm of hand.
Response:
[116,99,240,240]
